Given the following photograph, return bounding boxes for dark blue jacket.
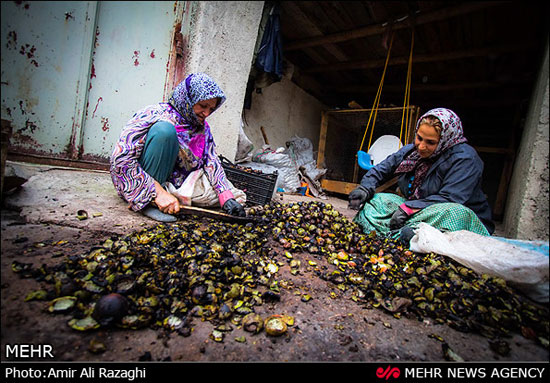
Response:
[360,143,495,234]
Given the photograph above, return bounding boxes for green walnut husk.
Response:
[14,201,548,349]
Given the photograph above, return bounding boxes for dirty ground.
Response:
[1,162,548,362]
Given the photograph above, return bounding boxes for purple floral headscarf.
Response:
[169,73,226,131]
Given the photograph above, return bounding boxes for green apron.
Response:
[353,193,490,237]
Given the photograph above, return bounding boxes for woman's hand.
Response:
[348,185,372,210]
[389,207,409,230]
[389,204,419,230]
[222,198,246,217]
[153,181,180,215]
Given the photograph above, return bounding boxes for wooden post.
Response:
[407,106,420,145]
[317,111,328,168]
[352,156,359,183]
[260,126,269,145]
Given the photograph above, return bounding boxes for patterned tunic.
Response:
[110,102,232,211]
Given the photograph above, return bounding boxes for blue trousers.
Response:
[138,121,179,184]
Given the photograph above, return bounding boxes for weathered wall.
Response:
[1,1,97,159]
[504,43,549,241]
[243,76,326,152]
[1,1,179,162]
[183,1,264,160]
[1,1,264,164]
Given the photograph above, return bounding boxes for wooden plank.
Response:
[352,156,359,184]
[376,176,399,193]
[473,146,514,156]
[321,176,399,195]
[281,2,349,62]
[321,179,357,195]
[304,43,535,74]
[177,205,261,224]
[327,106,410,115]
[408,106,420,145]
[316,111,329,168]
[260,126,269,145]
[337,80,529,94]
[284,2,503,51]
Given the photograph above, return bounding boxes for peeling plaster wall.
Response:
[184,1,264,160]
[504,43,549,241]
[1,1,180,162]
[243,76,326,152]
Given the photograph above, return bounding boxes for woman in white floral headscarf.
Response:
[348,108,494,244]
[110,73,245,222]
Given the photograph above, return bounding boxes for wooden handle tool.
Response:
[177,204,263,224]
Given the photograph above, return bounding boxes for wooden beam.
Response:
[473,146,515,156]
[303,43,534,74]
[376,177,399,193]
[282,1,349,62]
[284,2,503,52]
[321,179,357,195]
[336,79,530,94]
[321,177,399,195]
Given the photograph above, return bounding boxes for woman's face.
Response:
[193,98,218,123]
[415,123,440,158]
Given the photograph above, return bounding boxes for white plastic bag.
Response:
[286,136,326,181]
[165,169,246,207]
[252,147,301,192]
[409,223,549,302]
[235,121,254,163]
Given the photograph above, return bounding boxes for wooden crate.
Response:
[317,106,420,195]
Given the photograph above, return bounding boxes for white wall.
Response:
[243,76,326,153]
[184,1,265,160]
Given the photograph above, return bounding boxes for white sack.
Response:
[165,169,246,207]
[409,223,549,302]
[235,121,254,163]
[286,136,327,181]
[253,147,301,192]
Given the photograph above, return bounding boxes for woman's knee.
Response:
[149,121,177,144]
[446,202,474,215]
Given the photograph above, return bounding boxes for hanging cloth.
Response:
[255,5,284,80]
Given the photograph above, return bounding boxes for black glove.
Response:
[348,185,372,210]
[222,198,246,217]
[389,206,410,230]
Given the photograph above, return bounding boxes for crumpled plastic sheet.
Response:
[410,223,549,302]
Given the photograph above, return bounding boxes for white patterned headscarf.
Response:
[397,108,468,170]
[169,73,226,130]
[395,108,468,199]
[419,108,467,157]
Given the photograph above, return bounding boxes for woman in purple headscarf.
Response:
[110,73,245,222]
[348,108,494,244]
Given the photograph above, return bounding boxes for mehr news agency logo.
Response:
[375,365,546,381]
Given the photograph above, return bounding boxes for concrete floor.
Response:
[3,160,544,363]
[1,160,505,236]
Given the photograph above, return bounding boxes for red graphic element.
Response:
[150,49,155,59]
[376,365,400,380]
